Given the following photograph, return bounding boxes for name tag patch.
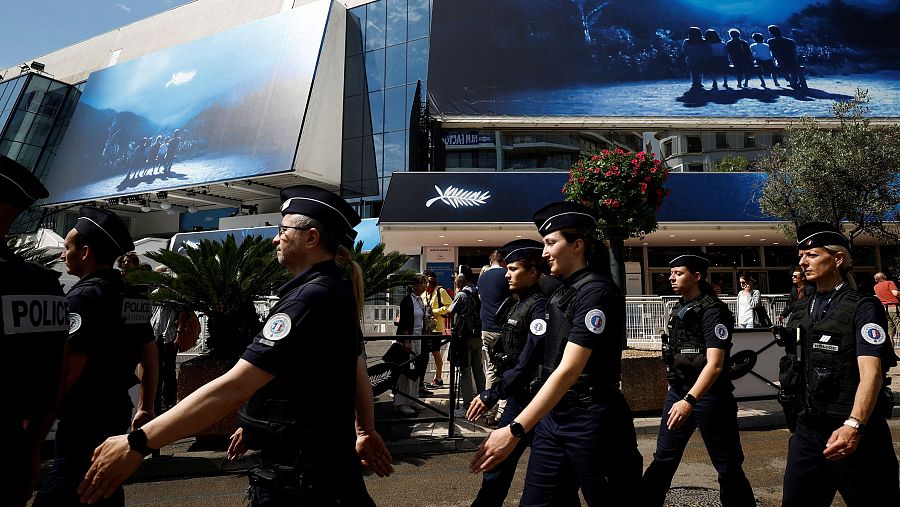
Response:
[813,343,839,352]
[122,298,152,324]
[861,323,886,345]
[680,348,702,354]
[263,313,292,341]
[529,318,547,336]
[584,309,606,334]
[1,295,69,335]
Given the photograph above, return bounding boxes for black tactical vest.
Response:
[495,288,544,372]
[789,290,867,418]
[667,295,726,384]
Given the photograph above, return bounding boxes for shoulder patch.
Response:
[584,309,606,334]
[68,313,82,334]
[263,313,292,341]
[529,318,547,336]
[861,323,886,345]
[714,323,729,340]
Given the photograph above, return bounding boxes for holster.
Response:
[778,353,804,432]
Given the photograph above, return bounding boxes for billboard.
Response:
[41,0,332,205]
[428,0,900,117]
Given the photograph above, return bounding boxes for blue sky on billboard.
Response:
[0,1,192,69]
[40,0,331,205]
[429,0,900,117]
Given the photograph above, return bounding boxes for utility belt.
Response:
[529,365,619,403]
[248,463,308,491]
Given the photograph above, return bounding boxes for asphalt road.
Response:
[116,422,900,507]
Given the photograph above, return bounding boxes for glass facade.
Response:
[342,0,431,217]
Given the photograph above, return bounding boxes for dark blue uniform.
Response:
[34,269,154,507]
[782,285,900,507]
[1,242,69,504]
[642,295,755,507]
[240,260,374,506]
[520,268,642,506]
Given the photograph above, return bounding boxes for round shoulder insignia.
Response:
[529,318,547,336]
[263,313,292,341]
[584,309,606,335]
[68,313,82,334]
[714,323,729,340]
[861,323,886,345]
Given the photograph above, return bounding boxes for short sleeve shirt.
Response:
[700,303,733,350]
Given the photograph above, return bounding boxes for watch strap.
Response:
[509,420,526,438]
[683,393,698,406]
[127,428,156,457]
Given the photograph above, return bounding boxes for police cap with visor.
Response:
[500,239,544,264]
[669,253,710,275]
[74,206,135,258]
[280,185,361,248]
[532,201,597,236]
[0,155,48,210]
[796,222,849,249]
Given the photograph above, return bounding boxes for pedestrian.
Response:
[641,253,756,507]
[705,29,729,89]
[467,239,580,507]
[767,25,800,88]
[450,265,484,415]
[736,273,761,328]
[77,185,393,505]
[33,207,159,507]
[0,156,69,507]
[470,202,642,505]
[781,222,899,506]
[423,269,453,389]
[725,28,753,88]
[873,272,900,347]
[149,266,181,413]
[778,268,815,325]
[393,273,429,417]
[477,249,510,426]
[750,32,778,87]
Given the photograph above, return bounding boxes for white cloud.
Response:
[115,3,132,12]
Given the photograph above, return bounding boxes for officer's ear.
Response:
[304,227,321,250]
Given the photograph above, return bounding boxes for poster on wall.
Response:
[428,0,900,117]
[41,0,332,205]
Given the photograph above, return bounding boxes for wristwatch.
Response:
[843,416,865,435]
[509,420,526,438]
[683,393,698,407]
[127,428,157,457]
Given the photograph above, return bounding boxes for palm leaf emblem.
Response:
[425,185,492,208]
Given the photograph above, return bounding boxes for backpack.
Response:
[453,285,482,340]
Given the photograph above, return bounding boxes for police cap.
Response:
[669,253,710,274]
[532,201,597,237]
[796,222,848,249]
[280,185,361,249]
[500,239,543,264]
[0,155,48,210]
[74,206,135,257]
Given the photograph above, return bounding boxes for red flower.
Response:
[650,167,657,173]
[611,200,620,208]
[656,188,663,195]
[605,171,612,177]
[579,176,586,183]
[604,198,612,205]
[640,183,648,193]
[591,155,599,161]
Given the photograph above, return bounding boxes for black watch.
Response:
[683,393,698,407]
[127,428,156,457]
[509,420,526,438]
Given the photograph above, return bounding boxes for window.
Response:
[744,132,756,148]
[715,132,728,149]
[687,162,704,172]
[661,139,673,158]
[686,135,702,153]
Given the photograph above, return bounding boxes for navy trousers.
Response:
[520,391,642,506]
[249,450,375,507]
[782,413,900,507]
[641,388,755,507]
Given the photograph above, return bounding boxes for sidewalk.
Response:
[129,378,900,484]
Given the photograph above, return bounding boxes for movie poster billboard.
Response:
[41,0,332,205]
[428,0,900,117]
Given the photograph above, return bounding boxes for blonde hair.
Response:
[336,244,365,320]
[823,244,857,289]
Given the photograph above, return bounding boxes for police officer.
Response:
[0,156,69,507]
[33,206,158,507]
[781,222,899,506]
[470,202,642,505]
[466,239,578,507]
[641,254,755,507]
[77,185,392,505]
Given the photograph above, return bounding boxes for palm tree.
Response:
[128,234,290,362]
[350,241,418,302]
[6,235,59,269]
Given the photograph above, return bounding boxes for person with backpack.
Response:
[450,265,484,414]
[466,239,580,507]
[422,270,453,390]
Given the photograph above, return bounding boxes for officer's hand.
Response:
[131,409,155,431]
[77,435,144,504]
[467,397,488,421]
[469,426,517,473]
[667,399,693,430]
[823,425,860,461]
[356,429,394,477]
[227,427,247,461]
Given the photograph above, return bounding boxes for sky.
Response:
[0,0,193,69]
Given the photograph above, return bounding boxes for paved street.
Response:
[113,422,900,507]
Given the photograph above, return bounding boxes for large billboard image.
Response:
[41,0,332,205]
[428,0,900,117]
